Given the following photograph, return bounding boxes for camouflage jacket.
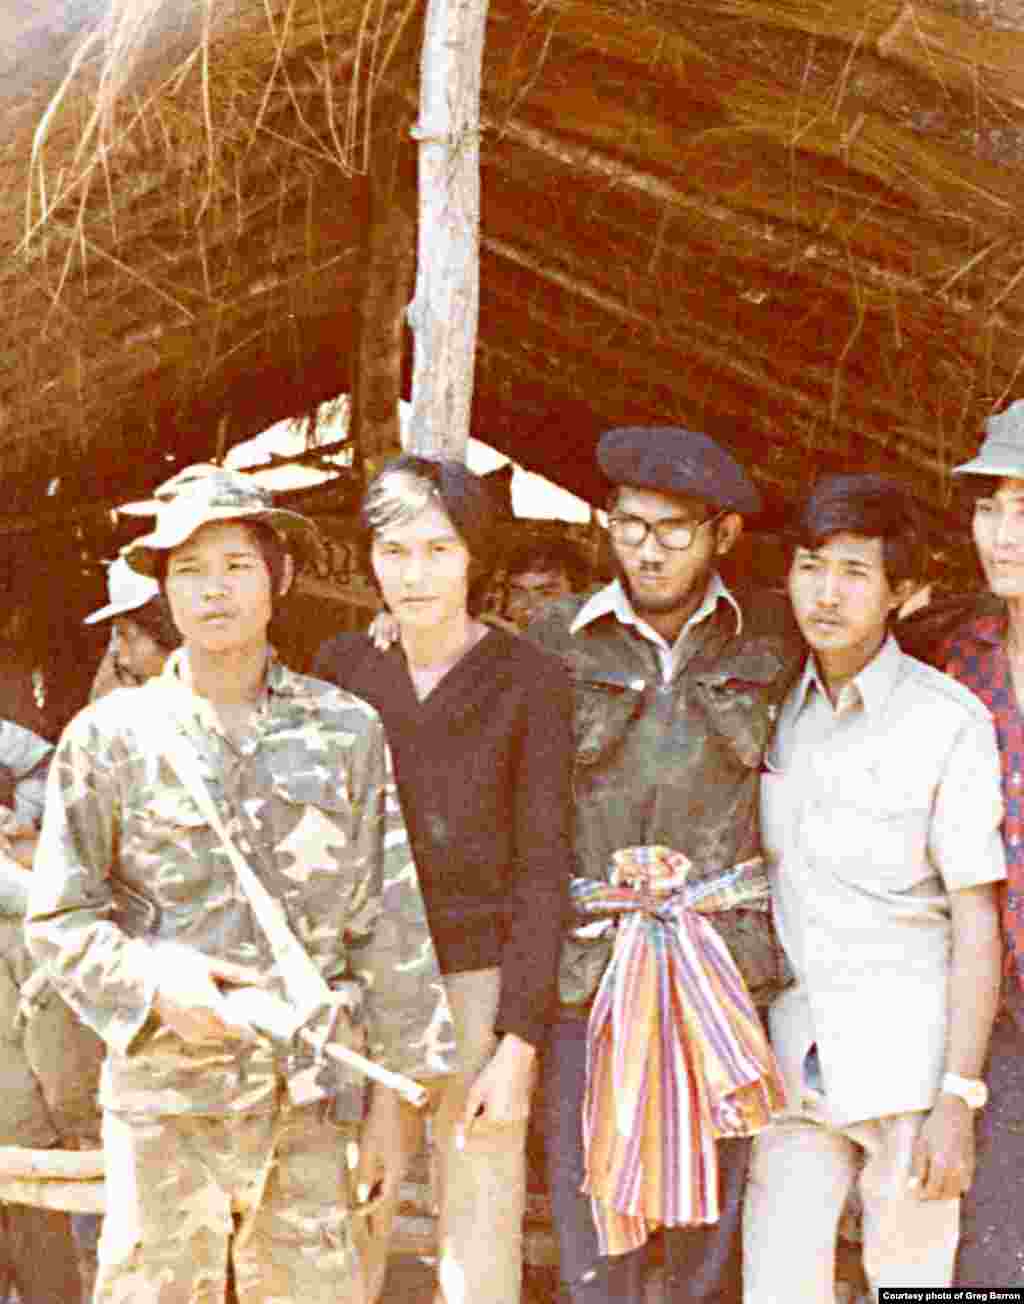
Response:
[0,909,104,1148]
[26,654,454,1116]
[0,718,52,827]
[0,912,69,1147]
[528,580,803,1008]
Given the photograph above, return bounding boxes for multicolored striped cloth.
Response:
[573,846,785,1258]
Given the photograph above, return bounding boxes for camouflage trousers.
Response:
[95,1096,362,1303]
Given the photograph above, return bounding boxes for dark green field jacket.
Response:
[528,577,803,1009]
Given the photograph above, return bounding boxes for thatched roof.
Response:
[3,0,1024,534]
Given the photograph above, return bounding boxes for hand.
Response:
[0,807,36,869]
[0,830,37,871]
[151,946,266,1045]
[354,1085,420,1217]
[367,610,400,651]
[460,1033,536,1145]
[909,1093,976,1200]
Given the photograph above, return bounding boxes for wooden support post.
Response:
[405,0,490,462]
[350,107,416,480]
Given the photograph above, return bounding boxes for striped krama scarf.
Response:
[572,846,785,1257]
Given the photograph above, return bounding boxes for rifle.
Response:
[218,985,427,1108]
[149,686,433,1112]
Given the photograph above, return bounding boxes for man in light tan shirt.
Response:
[743,474,1006,1302]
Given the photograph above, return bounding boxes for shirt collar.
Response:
[794,632,903,717]
[570,573,743,642]
[965,612,1007,648]
[160,647,295,728]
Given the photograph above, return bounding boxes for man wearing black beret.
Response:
[527,426,802,1304]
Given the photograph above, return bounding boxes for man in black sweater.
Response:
[314,455,572,1304]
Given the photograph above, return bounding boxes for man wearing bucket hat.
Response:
[26,464,454,1302]
[924,399,1024,1287]
[84,557,181,700]
[526,427,802,1304]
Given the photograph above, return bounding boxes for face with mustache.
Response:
[608,485,739,640]
[788,533,910,684]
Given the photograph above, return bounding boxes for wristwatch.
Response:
[941,1072,989,1109]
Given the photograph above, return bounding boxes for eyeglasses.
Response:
[607,510,724,552]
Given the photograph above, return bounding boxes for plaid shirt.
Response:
[941,614,1024,993]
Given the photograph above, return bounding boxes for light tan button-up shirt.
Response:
[761,635,1006,1126]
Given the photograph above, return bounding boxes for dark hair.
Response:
[503,537,588,592]
[953,473,1001,514]
[155,518,289,596]
[792,474,926,588]
[241,521,289,597]
[360,455,498,615]
[125,594,182,652]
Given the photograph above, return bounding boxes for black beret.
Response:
[597,426,762,516]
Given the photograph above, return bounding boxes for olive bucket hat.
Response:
[121,464,325,579]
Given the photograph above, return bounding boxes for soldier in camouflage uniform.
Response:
[0,729,100,1304]
[27,466,454,1304]
[526,427,802,1304]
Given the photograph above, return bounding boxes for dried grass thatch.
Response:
[1,0,1023,528]
[0,0,417,514]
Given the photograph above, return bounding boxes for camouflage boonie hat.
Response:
[122,464,325,578]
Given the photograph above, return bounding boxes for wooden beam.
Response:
[350,111,415,476]
[0,1148,104,1181]
[0,1178,105,1214]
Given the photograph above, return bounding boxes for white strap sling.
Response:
[149,686,428,1107]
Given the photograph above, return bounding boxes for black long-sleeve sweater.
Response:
[313,627,572,1049]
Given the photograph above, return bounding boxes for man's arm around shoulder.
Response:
[522,593,588,657]
[310,632,370,691]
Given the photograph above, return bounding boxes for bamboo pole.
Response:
[0,1147,562,1258]
[0,1148,106,1213]
[0,1177,105,1214]
[0,1147,104,1182]
[405,0,490,462]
